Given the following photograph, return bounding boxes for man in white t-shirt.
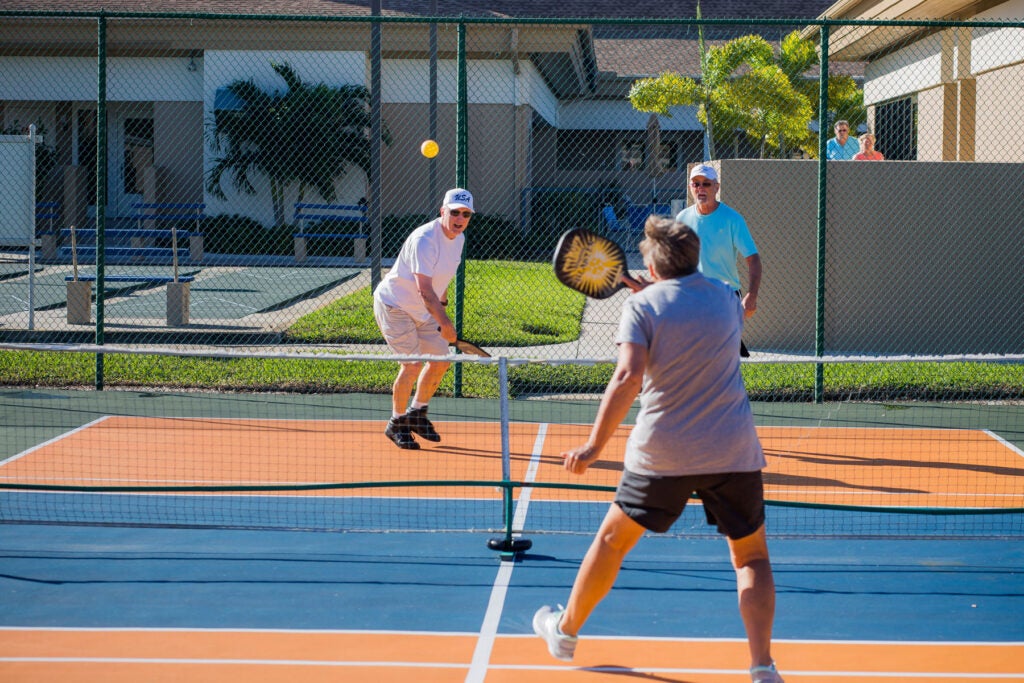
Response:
[373,188,474,449]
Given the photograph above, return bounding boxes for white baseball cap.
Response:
[443,188,474,212]
[689,164,719,182]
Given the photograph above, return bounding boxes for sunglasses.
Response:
[691,181,715,188]
[448,209,473,218]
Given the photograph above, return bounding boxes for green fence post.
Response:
[369,1,383,293]
[814,23,830,404]
[95,13,107,390]
[453,19,468,397]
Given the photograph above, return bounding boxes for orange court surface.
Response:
[2,414,1023,682]
[3,416,1021,510]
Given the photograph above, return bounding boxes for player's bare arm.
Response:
[415,272,456,342]
[562,342,646,475]
[743,254,762,318]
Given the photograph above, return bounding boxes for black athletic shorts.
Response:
[614,469,765,539]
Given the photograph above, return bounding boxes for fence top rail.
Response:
[2,343,1021,368]
[0,10,1021,30]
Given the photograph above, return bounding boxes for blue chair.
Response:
[626,204,650,236]
[602,205,627,233]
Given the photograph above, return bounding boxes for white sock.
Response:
[411,401,428,410]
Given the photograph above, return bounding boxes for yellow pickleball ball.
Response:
[420,139,439,159]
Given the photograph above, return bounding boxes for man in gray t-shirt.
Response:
[533,216,784,683]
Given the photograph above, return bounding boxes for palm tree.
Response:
[206,61,390,227]
[629,31,864,159]
[777,31,865,156]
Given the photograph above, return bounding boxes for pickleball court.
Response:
[1,388,1022,682]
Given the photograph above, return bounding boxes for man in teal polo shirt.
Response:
[826,120,860,160]
[676,164,762,355]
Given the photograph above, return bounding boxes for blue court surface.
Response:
[1,507,1022,682]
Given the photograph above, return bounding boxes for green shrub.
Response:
[464,214,526,260]
[200,214,292,255]
[529,189,607,253]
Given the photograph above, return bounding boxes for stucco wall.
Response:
[713,159,1024,355]
[153,101,203,204]
[974,60,1024,162]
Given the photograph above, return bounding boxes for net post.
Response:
[487,356,532,559]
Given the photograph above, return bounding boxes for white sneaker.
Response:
[532,605,577,661]
[751,661,785,683]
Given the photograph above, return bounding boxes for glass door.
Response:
[75,105,154,220]
[107,106,153,217]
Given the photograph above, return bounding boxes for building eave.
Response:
[799,0,1009,61]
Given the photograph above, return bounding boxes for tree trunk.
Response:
[704,101,717,160]
[271,179,286,228]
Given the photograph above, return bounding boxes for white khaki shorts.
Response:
[373,297,448,357]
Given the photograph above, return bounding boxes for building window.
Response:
[557,130,615,171]
[619,138,678,172]
[555,130,683,172]
[620,139,644,171]
[875,97,917,160]
[654,141,678,173]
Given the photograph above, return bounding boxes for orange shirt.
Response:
[853,151,885,161]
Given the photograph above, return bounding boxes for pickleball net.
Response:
[1,344,1022,541]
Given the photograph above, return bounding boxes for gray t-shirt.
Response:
[616,273,765,476]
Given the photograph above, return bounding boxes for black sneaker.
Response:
[385,415,419,450]
[405,406,441,442]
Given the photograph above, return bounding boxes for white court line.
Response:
[0,657,469,669]
[0,415,110,468]
[2,626,1018,645]
[986,429,1024,459]
[2,630,1019,678]
[464,423,548,683]
[1,658,1020,679]
[487,664,1024,678]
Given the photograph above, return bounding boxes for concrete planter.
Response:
[65,280,92,325]
[166,280,191,326]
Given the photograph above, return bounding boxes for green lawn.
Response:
[286,260,585,345]
[0,258,1021,400]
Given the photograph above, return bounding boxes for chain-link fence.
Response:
[1,12,1022,380]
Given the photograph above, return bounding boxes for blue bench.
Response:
[65,274,195,284]
[602,205,628,234]
[293,203,368,263]
[59,246,191,264]
[61,229,197,241]
[36,201,60,226]
[131,202,205,261]
[37,202,62,259]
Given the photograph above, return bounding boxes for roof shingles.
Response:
[0,0,836,19]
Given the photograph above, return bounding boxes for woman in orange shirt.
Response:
[853,133,885,160]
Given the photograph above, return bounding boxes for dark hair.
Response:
[639,215,700,279]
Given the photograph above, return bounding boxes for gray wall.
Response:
[713,159,1024,355]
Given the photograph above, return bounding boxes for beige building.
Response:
[805,0,1024,162]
